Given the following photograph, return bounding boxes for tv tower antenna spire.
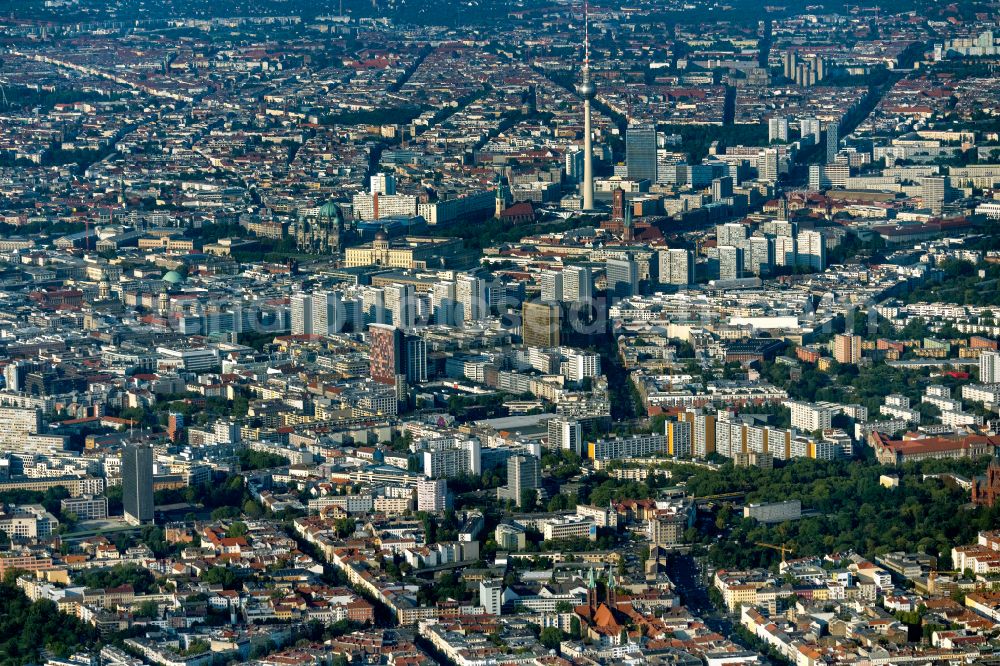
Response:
[576,0,596,211]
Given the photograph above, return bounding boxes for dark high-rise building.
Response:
[122,444,154,526]
[522,301,561,348]
[404,334,427,383]
[825,123,839,164]
[24,368,87,396]
[370,324,427,386]
[626,121,657,183]
[712,176,734,201]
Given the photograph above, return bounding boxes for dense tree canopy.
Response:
[74,564,156,595]
[238,449,290,470]
[0,578,99,665]
[905,258,1000,308]
[0,487,71,519]
[666,457,1000,570]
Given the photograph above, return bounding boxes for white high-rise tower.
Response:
[576,2,596,211]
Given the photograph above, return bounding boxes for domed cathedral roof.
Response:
[162,270,184,285]
[318,201,342,219]
[374,227,389,241]
[296,200,343,256]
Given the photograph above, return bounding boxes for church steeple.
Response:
[495,173,511,218]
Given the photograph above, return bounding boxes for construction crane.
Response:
[756,542,795,564]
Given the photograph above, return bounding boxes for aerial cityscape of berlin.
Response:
[1,0,1000,664]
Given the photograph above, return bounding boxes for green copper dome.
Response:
[318,201,341,218]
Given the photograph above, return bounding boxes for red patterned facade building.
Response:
[369,324,403,386]
[973,459,1000,507]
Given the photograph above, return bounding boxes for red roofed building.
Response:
[29,289,84,310]
[872,432,999,464]
[873,218,972,245]
[499,202,535,225]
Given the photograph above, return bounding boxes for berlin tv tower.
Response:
[576,1,595,211]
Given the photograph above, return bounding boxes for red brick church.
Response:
[973,458,1000,507]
